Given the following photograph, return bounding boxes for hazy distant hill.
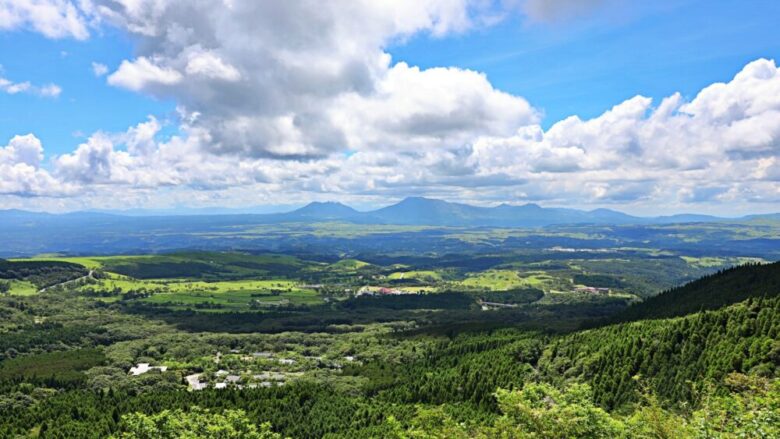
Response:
[278,197,779,227]
[286,201,360,220]
[352,197,639,227]
[1,198,778,257]
[3,197,774,228]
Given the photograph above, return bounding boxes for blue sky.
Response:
[392,0,780,125]
[0,0,778,214]
[0,28,175,157]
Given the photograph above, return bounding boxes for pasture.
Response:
[458,269,556,291]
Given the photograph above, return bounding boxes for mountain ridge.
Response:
[1,197,777,228]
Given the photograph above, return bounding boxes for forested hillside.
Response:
[2,297,775,437]
[0,260,87,290]
[540,296,779,409]
[610,261,780,323]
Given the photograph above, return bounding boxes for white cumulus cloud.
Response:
[0,134,70,196]
[91,62,108,76]
[108,56,183,91]
[1,73,61,97]
[92,0,530,159]
[0,0,90,39]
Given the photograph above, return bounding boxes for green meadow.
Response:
[458,269,557,291]
[138,284,322,311]
[7,280,38,296]
[387,270,443,282]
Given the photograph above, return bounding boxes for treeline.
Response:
[395,374,779,438]
[0,260,87,289]
[104,261,225,279]
[100,252,309,281]
[0,349,105,389]
[0,322,112,358]
[339,292,475,310]
[572,273,625,288]
[473,288,544,304]
[123,298,627,335]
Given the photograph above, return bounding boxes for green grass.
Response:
[458,270,556,291]
[78,278,299,293]
[387,270,443,282]
[134,279,322,311]
[10,252,350,311]
[680,256,764,268]
[6,280,38,296]
[328,259,371,272]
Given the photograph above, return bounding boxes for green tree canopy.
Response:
[112,406,282,439]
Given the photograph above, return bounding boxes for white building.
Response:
[129,363,168,376]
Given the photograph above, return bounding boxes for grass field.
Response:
[387,270,443,282]
[7,253,331,311]
[680,256,765,268]
[7,280,37,296]
[458,270,557,291]
[328,259,371,271]
[139,284,322,311]
[79,278,299,293]
[74,277,320,310]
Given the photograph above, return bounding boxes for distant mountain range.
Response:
[257,197,775,227]
[1,197,776,228]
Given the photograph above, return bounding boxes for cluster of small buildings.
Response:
[575,286,611,294]
[132,349,358,391]
[185,358,322,391]
[356,286,418,296]
[246,351,297,364]
[185,369,296,391]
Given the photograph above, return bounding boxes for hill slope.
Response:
[539,296,779,409]
[611,261,780,323]
[287,201,359,220]
[362,197,640,227]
